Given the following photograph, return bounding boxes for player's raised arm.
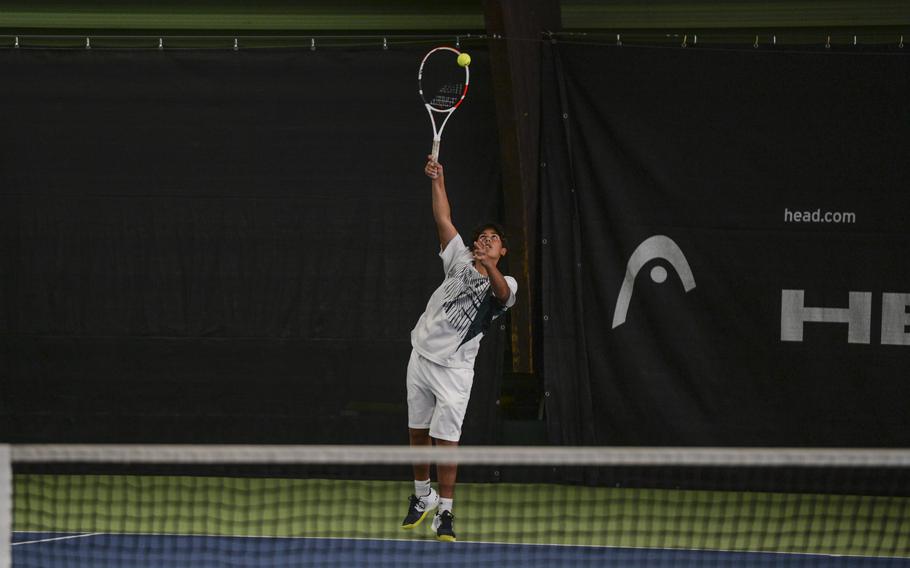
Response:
[424,156,457,249]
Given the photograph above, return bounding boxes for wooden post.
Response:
[484,0,561,374]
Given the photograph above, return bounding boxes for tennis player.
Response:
[401,156,518,542]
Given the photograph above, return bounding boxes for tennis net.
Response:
[3,444,910,567]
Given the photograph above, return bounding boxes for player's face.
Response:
[474,230,506,259]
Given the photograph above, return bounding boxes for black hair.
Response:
[470,222,509,251]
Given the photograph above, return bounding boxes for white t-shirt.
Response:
[411,234,518,369]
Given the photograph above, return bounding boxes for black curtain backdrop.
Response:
[0,48,505,444]
[541,43,910,447]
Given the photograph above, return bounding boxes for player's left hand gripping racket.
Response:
[418,46,469,162]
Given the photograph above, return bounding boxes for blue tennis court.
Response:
[12,532,910,567]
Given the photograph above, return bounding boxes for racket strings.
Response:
[429,82,464,109]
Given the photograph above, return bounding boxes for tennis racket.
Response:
[418,46,470,162]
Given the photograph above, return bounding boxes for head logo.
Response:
[781,290,910,345]
[612,235,696,329]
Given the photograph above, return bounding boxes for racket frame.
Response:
[418,46,470,161]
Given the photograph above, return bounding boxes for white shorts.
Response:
[406,349,475,442]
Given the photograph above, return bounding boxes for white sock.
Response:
[439,497,453,514]
[414,479,431,497]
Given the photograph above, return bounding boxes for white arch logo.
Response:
[612,235,697,329]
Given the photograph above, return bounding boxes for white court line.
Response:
[10,531,910,561]
[12,533,101,546]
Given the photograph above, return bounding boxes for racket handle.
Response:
[431,138,440,162]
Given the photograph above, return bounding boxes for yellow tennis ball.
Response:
[457,52,471,67]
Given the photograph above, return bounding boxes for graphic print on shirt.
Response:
[441,262,508,349]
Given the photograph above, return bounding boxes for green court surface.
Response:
[13,474,910,558]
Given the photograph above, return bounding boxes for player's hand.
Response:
[472,240,493,266]
[425,156,443,180]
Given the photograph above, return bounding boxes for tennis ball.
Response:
[457,52,471,67]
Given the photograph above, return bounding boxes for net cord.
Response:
[9,444,910,467]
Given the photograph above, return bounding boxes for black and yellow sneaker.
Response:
[401,488,439,529]
[432,510,456,542]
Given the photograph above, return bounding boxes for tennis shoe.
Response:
[432,510,456,542]
[401,487,439,529]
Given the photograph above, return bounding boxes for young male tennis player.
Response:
[400,156,518,542]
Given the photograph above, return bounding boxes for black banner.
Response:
[0,48,505,444]
[541,43,910,446]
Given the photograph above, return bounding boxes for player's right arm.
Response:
[425,155,458,249]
